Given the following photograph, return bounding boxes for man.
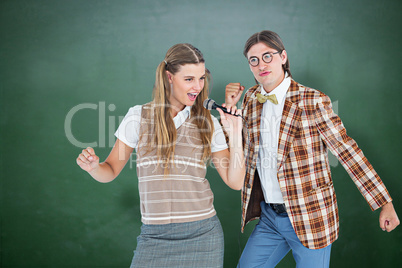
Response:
[225,30,399,267]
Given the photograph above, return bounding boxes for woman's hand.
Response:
[76,147,100,173]
[216,107,243,148]
[76,140,134,183]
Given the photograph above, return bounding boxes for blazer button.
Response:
[246,183,252,188]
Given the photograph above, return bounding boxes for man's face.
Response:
[247,42,287,93]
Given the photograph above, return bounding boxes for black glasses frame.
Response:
[248,51,282,67]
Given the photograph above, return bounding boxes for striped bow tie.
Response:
[256,93,278,104]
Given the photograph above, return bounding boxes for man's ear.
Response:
[281,50,288,65]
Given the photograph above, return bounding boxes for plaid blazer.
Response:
[241,79,392,249]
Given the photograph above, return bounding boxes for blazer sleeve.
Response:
[313,93,392,211]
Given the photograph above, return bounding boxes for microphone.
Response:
[203,98,242,117]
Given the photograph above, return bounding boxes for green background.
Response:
[1,0,401,267]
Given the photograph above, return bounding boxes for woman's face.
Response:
[247,42,287,93]
[167,63,205,114]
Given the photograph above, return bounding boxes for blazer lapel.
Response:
[277,80,302,171]
[245,85,264,166]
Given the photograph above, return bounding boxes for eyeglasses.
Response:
[248,51,282,67]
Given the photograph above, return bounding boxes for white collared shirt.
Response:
[257,75,291,203]
[115,105,228,152]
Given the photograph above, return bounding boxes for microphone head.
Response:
[203,98,215,110]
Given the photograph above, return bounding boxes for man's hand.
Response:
[379,202,400,232]
[225,83,245,109]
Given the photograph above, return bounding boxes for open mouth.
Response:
[187,93,198,101]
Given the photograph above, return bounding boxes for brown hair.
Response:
[243,30,291,77]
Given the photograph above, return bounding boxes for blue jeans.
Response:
[238,202,332,268]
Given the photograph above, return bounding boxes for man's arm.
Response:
[314,92,399,232]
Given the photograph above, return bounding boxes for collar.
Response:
[260,73,291,105]
[173,105,192,129]
[183,105,192,117]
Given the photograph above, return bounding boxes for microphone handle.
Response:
[214,103,242,117]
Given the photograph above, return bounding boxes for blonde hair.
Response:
[143,43,214,172]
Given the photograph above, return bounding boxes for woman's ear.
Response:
[166,71,173,83]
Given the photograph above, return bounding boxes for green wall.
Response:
[1,0,401,267]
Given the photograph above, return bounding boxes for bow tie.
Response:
[256,93,278,105]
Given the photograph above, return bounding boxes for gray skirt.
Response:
[130,215,224,268]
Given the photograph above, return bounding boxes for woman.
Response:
[76,43,245,267]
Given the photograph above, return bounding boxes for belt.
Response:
[269,203,287,214]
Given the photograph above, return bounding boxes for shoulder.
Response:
[126,104,143,115]
[242,84,260,107]
[244,84,260,98]
[119,105,141,123]
[134,101,156,119]
[291,80,330,107]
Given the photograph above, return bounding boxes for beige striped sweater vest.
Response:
[136,104,216,224]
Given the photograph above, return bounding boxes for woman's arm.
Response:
[76,138,134,183]
[211,108,245,190]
